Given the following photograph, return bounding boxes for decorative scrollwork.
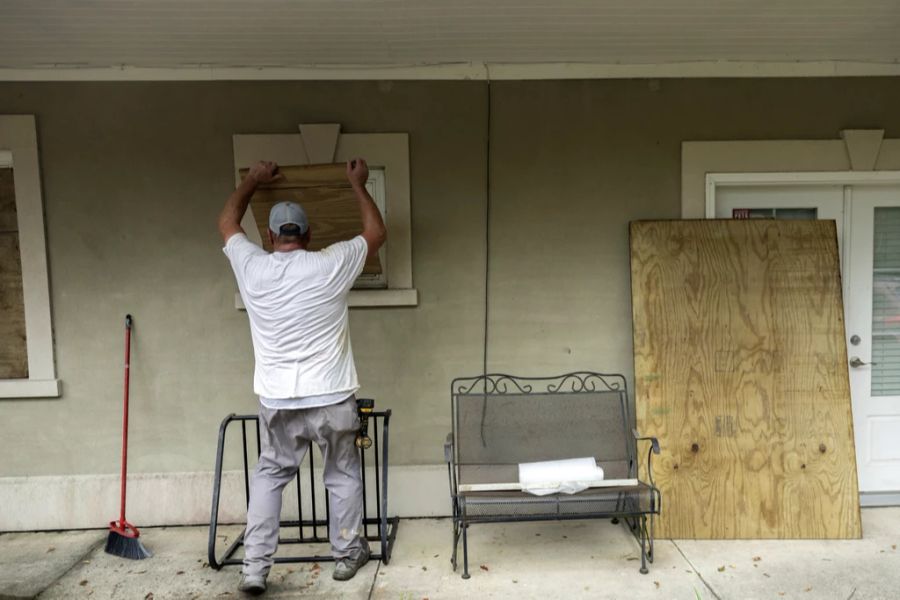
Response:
[451,372,626,395]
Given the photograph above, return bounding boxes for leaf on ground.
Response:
[512,580,518,584]
[654,581,660,588]
[805,587,812,592]
[764,573,771,578]
[752,556,761,562]
[176,571,184,575]
[626,557,639,561]
[145,594,154,600]
[717,566,725,572]
[421,566,427,571]
[433,554,439,558]
[47,546,56,553]
[480,565,489,571]
[79,580,88,586]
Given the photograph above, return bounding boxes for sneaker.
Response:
[238,573,267,595]
[333,546,371,581]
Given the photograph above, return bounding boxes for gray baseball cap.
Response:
[268,201,309,236]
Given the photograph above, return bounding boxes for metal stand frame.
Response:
[208,407,398,569]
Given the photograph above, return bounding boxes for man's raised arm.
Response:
[217,160,281,243]
[346,158,387,258]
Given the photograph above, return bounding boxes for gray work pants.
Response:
[242,397,368,577]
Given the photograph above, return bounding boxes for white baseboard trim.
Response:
[0,465,450,532]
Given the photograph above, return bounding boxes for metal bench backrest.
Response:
[451,373,634,487]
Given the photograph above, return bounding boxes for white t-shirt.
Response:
[223,233,368,406]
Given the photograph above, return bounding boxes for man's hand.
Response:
[247,160,282,185]
[346,158,369,189]
[219,160,280,243]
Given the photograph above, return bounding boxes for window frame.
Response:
[232,128,417,308]
[0,116,60,398]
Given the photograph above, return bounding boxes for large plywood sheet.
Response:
[631,220,861,539]
[239,163,382,275]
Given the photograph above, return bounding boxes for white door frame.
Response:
[706,170,900,506]
[706,171,900,298]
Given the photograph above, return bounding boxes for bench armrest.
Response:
[444,432,454,464]
[633,428,660,454]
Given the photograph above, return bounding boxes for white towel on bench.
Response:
[518,457,605,496]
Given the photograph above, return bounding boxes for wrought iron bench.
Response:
[444,372,661,578]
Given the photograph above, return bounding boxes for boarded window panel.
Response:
[239,163,382,276]
[631,220,860,539]
[0,167,28,379]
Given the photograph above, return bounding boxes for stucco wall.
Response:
[1,78,900,484]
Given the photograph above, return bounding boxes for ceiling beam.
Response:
[2,61,900,82]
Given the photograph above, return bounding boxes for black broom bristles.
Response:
[105,530,152,560]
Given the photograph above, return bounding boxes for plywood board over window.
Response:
[232,127,416,307]
[0,167,27,379]
[631,220,861,539]
[239,163,382,277]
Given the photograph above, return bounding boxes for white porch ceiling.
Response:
[1,0,899,78]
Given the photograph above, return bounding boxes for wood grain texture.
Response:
[0,168,18,233]
[631,220,861,539]
[240,163,382,275]
[0,232,28,379]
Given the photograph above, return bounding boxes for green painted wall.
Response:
[0,78,899,477]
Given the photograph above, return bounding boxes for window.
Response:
[232,124,417,307]
[731,207,818,220]
[239,163,387,289]
[0,116,60,398]
[872,207,900,396]
[0,161,28,379]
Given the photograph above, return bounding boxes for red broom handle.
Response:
[120,314,132,525]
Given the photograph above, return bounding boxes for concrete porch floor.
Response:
[1,508,898,599]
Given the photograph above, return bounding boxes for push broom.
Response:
[105,314,152,559]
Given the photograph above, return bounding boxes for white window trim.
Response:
[0,116,60,398]
[681,131,900,219]
[231,127,417,308]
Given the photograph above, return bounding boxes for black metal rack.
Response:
[208,407,398,569]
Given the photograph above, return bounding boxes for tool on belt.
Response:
[355,398,375,449]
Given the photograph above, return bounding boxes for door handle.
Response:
[849,357,877,368]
